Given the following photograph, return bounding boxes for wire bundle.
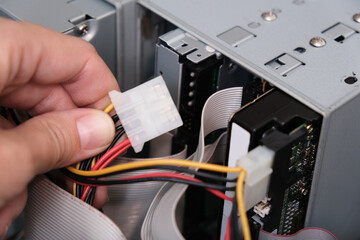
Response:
[66,104,251,240]
[65,158,250,239]
[72,104,131,205]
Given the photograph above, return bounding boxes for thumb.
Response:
[0,108,115,177]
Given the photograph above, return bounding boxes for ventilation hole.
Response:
[335,35,345,43]
[344,76,357,84]
[294,47,306,53]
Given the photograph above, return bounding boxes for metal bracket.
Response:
[266,54,304,77]
[322,22,358,43]
[159,28,218,64]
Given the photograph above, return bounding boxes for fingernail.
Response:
[76,111,115,149]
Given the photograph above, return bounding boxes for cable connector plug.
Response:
[236,145,275,211]
[109,76,183,153]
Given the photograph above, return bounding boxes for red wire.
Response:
[79,138,233,203]
[92,138,131,170]
[225,216,231,240]
[99,142,131,170]
[80,140,131,201]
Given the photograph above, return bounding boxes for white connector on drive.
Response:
[236,145,275,211]
[109,75,183,153]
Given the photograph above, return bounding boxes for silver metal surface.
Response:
[322,23,358,43]
[217,26,255,47]
[309,37,326,48]
[139,0,360,113]
[155,44,183,107]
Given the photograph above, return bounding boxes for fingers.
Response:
[0,190,27,237]
[0,108,114,203]
[0,116,14,129]
[0,18,119,113]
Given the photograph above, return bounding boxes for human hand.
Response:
[0,18,119,235]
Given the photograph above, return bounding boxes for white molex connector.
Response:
[236,145,275,211]
[254,200,271,218]
[109,76,183,153]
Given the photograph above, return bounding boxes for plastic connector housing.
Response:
[109,76,183,152]
[236,145,275,211]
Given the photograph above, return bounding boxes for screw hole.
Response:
[159,71,163,75]
[294,47,306,53]
[182,43,188,47]
[197,54,202,57]
[344,76,357,84]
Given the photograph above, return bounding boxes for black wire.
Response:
[155,166,237,183]
[8,108,21,125]
[111,114,119,123]
[74,113,122,201]
[95,130,125,161]
[80,129,125,200]
[76,158,93,197]
[62,168,236,191]
[231,195,242,240]
[115,124,124,132]
[85,187,95,205]
[0,107,8,119]
[75,163,237,201]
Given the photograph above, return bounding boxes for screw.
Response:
[75,23,88,36]
[261,11,277,21]
[353,13,360,23]
[310,37,326,48]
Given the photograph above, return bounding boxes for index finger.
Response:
[0,18,119,113]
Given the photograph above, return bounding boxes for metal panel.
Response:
[138,0,360,238]
[305,93,360,239]
[0,0,82,32]
[139,0,360,114]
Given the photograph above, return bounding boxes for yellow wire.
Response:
[237,171,251,240]
[262,80,267,93]
[73,162,81,196]
[104,103,114,114]
[91,157,96,168]
[68,155,250,238]
[67,159,244,177]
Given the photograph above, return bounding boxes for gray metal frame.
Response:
[138,1,360,238]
